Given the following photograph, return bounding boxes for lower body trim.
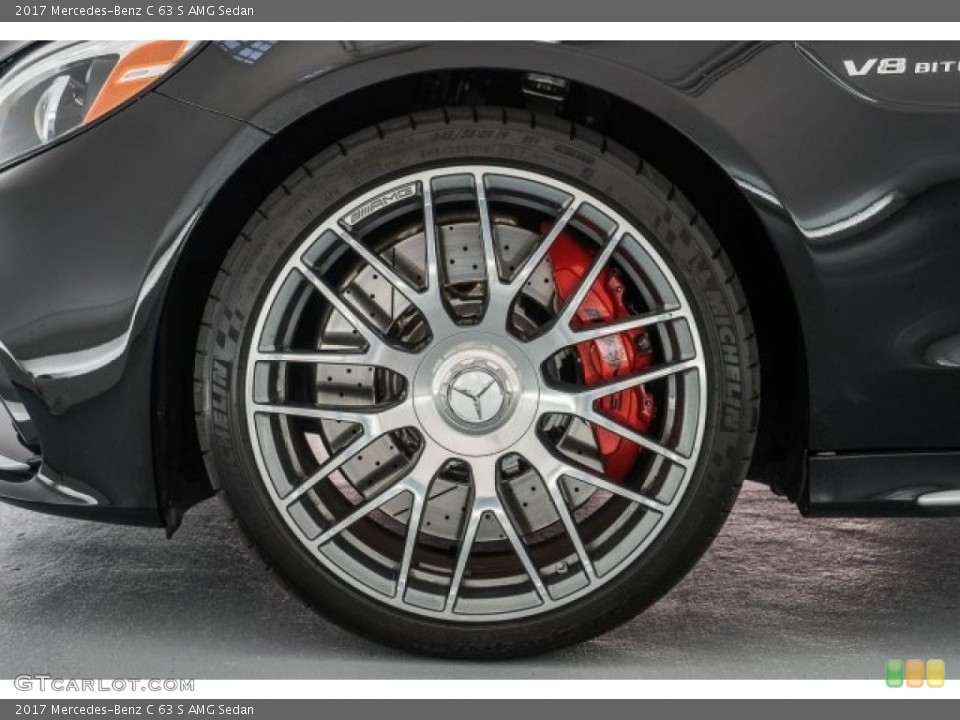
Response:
[805,451,960,516]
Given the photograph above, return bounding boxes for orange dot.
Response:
[906,659,925,688]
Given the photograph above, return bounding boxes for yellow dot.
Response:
[927,659,945,688]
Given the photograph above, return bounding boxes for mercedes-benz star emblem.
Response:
[447,368,506,425]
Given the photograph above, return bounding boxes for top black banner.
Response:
[5,0,960,22]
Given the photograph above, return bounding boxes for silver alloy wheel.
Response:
[244,166,707,621]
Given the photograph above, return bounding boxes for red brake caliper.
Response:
[547,225,656,482]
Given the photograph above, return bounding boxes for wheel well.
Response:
[153,68,808,531]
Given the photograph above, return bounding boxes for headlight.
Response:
[0,41,197,167]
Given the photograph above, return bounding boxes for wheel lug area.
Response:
[411,332,541,458]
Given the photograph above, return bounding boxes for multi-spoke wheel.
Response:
[196,109,759,658]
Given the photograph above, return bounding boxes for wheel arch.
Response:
[153,64,809,530]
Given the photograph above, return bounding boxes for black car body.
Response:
[3,40,960,657]
[4,40,959,526]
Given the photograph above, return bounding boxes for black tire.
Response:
[194,107,759,659]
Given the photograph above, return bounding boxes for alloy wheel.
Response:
[244,166,707,621]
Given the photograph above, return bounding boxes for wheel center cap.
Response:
[446,367,508,426]
[411,333,540,458]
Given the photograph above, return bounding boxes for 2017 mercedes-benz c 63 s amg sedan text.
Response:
[2,40,959,658]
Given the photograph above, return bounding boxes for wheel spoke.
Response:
[254,350,368,365]
[314,440,442,546]
[475,174,501,288]
[565,308,685,345]
[544,480,597,581]
[510,435,598,580]
[444,502,484,613]
[577,359,699,405]
[396,490,426,599]
[252,346,413,374]
[316,482,411,546]
[283,433,379,506]
[331,226,422,309]
[555,464,669,513]
[557,230,624,326]
[253,399,411,450]
[407,178,462,335]
[252,402,377,428]
[422,179,442,295]
[483,200,581,327]
[508,200,579,292]
[517,438,669,556]
[462,445,548,602]
[296,261,380,344]
[528,308,688,364]
[492,506,548,602]
[585,409,690,468]
[513,432,670,514]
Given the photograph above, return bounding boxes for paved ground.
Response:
[1,483,958,679]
